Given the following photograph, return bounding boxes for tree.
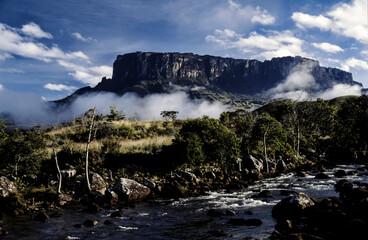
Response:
[173,117,240,167]
[107,105,125,121]
[160,111,179,122]
[53,148,62,194]
[251,113,286,172]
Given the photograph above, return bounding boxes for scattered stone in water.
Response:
[49,211,63,218]
[244,210,253,215]
[85,203,101,213]
[295,171,307,177]
[315,172,330,179]
[226,210,236,216]
[207,209,224,217]
[84,219,98,227]
[208,229,227,237]
[74,223,83,228]
[280,190,297,196]
[227,218,247,225]
[257,190,272,198]
[110,210,124,218]
[34,211,49,222]
[272,193,315,220]
[244,218,263,226]
[334,170,347,178]
[104,220,113,225]
[0,227,8,236]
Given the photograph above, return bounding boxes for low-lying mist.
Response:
[264,63,362,100]
[0,91,229,126]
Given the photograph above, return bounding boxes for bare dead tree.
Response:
[53,148,62,194]
[85,107,97,193]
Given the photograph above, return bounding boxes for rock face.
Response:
[0,176,16,198]
[56,52,360,108]
[111,178,151,201]
[90,173,107,195]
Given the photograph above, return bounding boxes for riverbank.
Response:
[1,163,367,239]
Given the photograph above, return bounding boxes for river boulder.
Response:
[243,155,263,173]
[276,159,287,173]
[111,178,151,201]
[90,173,107,195]
[0,176,16,198]
[272,193,316,220]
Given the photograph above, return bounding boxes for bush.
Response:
[173,117,240,167]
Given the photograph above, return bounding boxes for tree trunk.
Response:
[264,125,270,173]
[85,107,96,193]
[296,125,300,157]
[53,148,62,194]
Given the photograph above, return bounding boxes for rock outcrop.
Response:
[111,178,151,201]
[56,52,360,108]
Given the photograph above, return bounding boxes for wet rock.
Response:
[110,210,124,218]
[111,178,151,201]
[142,178,156,190]
[58,194,73,206]
[280,190,297,196]
[334,170,347,178]
[277,160,288,173]
[0,227,8,236]
[85,203,101,213]
[91,173,107,195]
[49,211,63,218]
[105,189,119,204]
[272,193,315,220]
[295,171,307,177]
[161,182,187,199]
[275,219,293,233]
[84,219,98,227]
[244,155,263,173]
[0,176,16,198]
[227,218,247,225]
[204,171,216,179]
[226,210,236,216]
[256,190,272,198]
[244,218,263,226]
[74,223,83,228]
[315,172,329,179]
[179,171,199,184]
[104,220,113,225]
[208,229,227,237]
[34,211,50,222]
[207,209,224,217]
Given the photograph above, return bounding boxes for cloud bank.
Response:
[265,63,362,100]
[0,90,229,126]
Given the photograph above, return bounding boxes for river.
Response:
[2,165,367,240]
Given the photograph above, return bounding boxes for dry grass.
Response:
[119,135,174,154]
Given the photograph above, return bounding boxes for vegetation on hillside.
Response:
[0,95,367,212]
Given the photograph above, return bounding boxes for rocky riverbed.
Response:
[0,165,367,239]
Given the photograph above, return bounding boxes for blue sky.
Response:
[0,0,367,100]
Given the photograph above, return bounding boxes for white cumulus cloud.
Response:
[312,42,344,53]
[44,83,77,91]
[292,0,368,43]
[206,29,306,59]
[21,22,53,39]
[341,58,368,71]
[0,22,111,86]
[251,6,275,25]
[72,32,96,42]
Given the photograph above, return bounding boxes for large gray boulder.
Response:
[272,193,316,220]
[0,176,16,198]
[90,173,107,195]
[111,178,151,201]
[243,155,263,173]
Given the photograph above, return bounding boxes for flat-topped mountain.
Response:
[57,52,361,108]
